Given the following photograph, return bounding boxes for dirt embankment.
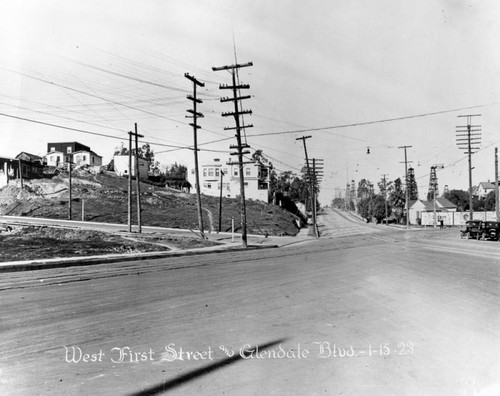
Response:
[0,225,220,262]
[0,172,301,236]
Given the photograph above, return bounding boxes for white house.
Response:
[187,157,270,202]
[474,182,495,198]
[45,151,71,168]
[73,150,103,167]
[113,155,149,180]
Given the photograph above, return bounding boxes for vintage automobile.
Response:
[478,221,500,241]
[460,220,483,239]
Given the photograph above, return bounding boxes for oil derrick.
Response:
[407,167,418,201]
[428,164,444,202]
[427,166,438,201]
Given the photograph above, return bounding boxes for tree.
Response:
[113,142,154,162]
[371,194,391,222]
[357,197,371,220]
[388,177,405,223]
[444,189,469,211]
[357,178,372,199]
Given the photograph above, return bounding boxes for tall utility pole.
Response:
[495,147,499,221]
[128,126,144,233]
[296,135,313,228]
[212,61,253,248]
[218,170,224,232]
[128,132,133,232]
[398,145,412,228]
[430,164,445,228]
[311,158,324,237]
[456,114,481,220]
[68,160,72,220]
[134,123,143,234]
[381,173,389,224]
[185,73,205,237]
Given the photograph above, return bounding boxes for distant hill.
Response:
[0,171,301,236]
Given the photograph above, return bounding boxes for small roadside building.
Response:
[409,198,458,225]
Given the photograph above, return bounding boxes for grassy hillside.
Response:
[0,171,301,236]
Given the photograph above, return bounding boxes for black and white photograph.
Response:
[1,1,499,395]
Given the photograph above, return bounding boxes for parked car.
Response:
[460,221,483,239]
[478,221,500,241]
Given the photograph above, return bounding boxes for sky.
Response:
[1,0,500,205]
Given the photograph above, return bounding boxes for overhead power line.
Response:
[0,111,216,151]
[245,103,494,138]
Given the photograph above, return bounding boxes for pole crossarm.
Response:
[212,62,253,71]
[222,110,252,117]
[224,124,253,131]
[184,73,205,87]
[220,95,251,102]
[219,84,250,90]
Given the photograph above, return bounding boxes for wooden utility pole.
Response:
[398,145,412,228]
[456,115,481,220]
[128,126,144,233]
[496,147,499,221]
[311,158,324,237]
[18,160,23,190]
[213,61,253,248]
[134,123,143,234]
[128,132,132,232]
[185,73,205,237]
[68,160,72,220]
[296,136,314,231]
[218,170,224,232]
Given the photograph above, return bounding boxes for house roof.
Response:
[73,150,102,158]
[409,200,435,211]
[15,152,43,162]
[479,182,495,189]
[435,197,457,208]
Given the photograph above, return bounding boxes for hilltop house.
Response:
[187,157,270,202]
[45,142,102,168]
[474,182,495,198]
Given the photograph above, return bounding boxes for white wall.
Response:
[114,155,149,180]
[421,211,498,226]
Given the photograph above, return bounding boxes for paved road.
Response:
[1,211,499,395]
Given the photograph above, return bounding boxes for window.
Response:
[203,168,207,177]
[215,168,220,177]
[233,168,238,176]
[50,147,55,152]
[223,168,228,174]
[245,168,251,176]
[83,155,87,161]
[67,147,72,153]
[207,168,214,177]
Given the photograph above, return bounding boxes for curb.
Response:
[0,244,279,273]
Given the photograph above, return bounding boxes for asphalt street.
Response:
[1,208,499,395]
